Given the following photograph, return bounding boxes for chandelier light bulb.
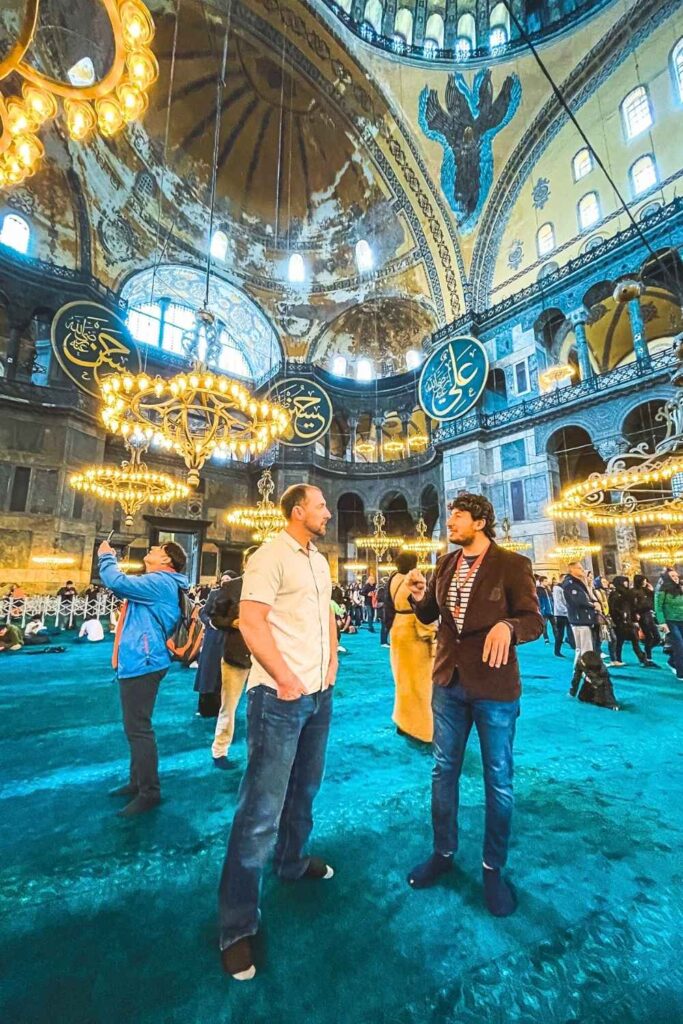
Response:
[127,48,159,89]
[96,97,125,136]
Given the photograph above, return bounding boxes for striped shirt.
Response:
[447,553,481,632]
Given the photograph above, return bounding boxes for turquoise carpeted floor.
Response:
[1,630,682,1024]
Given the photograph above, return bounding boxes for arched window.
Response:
[572,147,593,181]
[218,330,251,378]
[128,303,161,347]
[578,191,601,231]
[355,239,373,273]
[489,2,509,46]
[288,252,305,284]
[363,0,382,34]
[581,235,605,254]
[629,154,658,197]
[620,86,653,140]
[424,13,445,49]
[394,8,413,45]
[338,0,352,12]
[163,302,194,354]
[210,229,228,261]
[639,201,663,221]
[406,349,422,370]
[536,222,555,257]
[457,13,476,49]
[332,355,347,376]
[0,213,30,254]
[670,38,683,102]
[537,261,559,281]
[356,358,373,381]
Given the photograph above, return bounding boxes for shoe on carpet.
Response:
[407,851,453,889]
[108,783,138,798]
[483,866,517,917]
[610,661,625,667]
[643,660,656,667]
[116,794,161,817]
[381,643,390,648]
[302,856,334,880]
[221,936,256,981]
[213,756,230,770]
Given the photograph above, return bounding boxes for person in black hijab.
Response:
[632,574,660,656]
[608,576,654,668]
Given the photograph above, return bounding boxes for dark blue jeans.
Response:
[666,620,683,678]
[431,681,519,870]
[218,684,333,950]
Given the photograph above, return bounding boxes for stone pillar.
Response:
[5,321,28,382]
[373,415,384,462]
[614,280,650,365]
[413,0,427,44]
[615,522,640,576]
[323,430,331,459]
[444,0,458,46]
[400,412,411,454]
[381,0,397,35]
[351,0,365,22]
[348,417,358,464]
[568,308,594,381]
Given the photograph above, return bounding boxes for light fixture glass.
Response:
[288,253,305,283]
[226,468,285,542]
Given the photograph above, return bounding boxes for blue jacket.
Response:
[99,553,189,679]
[561,575,596,627]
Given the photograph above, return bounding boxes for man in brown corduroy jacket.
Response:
[405,492,543,916]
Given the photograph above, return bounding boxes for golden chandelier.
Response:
[401,516,444,559]
[538,363,575,393]
[0,0,158,188]
[100,311,290,487]
[497,516,532,553]
[70,444,189,527]
[547,526,601,561]
[356,511,394,561]
[547,344,683,526]
[637,529,683,564]
[226,468,285,543]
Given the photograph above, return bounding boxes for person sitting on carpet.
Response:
[569,650,619,709]
[98,539,189,818]
[77,613,105,643]
[23,614,52,645]
[0,623,23,651]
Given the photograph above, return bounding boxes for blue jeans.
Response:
[666,620,683,678]
[431,681,519,870]
[218,684,333,950]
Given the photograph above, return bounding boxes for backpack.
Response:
[166,588,204,666]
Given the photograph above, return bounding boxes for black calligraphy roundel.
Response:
[418,336,489,421]
[51,301,140,398]
[266,377,333,447]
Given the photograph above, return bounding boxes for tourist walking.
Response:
[552,576,575,657]
[654,568,683,679]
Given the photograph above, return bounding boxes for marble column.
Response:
[615,522,641,576]
[568,308,594,381]
[614,280,650,365]
[373,415,385,462]
[413,0,427,44]
[348,417,358,464]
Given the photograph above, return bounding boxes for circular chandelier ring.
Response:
[0,0,39,82]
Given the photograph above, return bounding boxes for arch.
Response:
[394,8,414,44]
[457,13,476,48]
[483,367,508,412]
[210,229,228,261]
[379,489,414,537]
[640,247,683,302]
[620,85,653,140]
[337,492,366,560]
[670,37,683,102]
[489,2,509,45]
[536,222,555,258]
[629,154,658,198]
[622,399,669,451]
[424,12,444,48]
[120,263,283,380]
[545,425,605,490]
[0,214,30,255]
[363,0,383,34]
[572,147,594,182]
[578,191,601,231]
[583,279,614,308]
[420,484,440,536]
[534,307,566,355]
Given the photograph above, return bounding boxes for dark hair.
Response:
[396,551,418,574]
[66,580,73,585]
[162,541,187,573]
[280,483,315,519]
[448,492,496,540]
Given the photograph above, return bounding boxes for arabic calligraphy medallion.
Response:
[51,301,141,398]
[266,378,333,447]
[418,336,489,421]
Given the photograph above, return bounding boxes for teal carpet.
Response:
[1,631,682,1024]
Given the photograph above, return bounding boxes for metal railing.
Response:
[311,448,437,474]
[1,593,117,629]
[433,350,677,445]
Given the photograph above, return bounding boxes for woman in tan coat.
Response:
[389,552,437,742]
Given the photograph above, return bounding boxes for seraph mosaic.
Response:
[418,70,521,235]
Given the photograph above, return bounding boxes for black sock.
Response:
[482,866,516,917]
[407,852,453,889]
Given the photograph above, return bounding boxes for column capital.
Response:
[613,279,642,303]
[567,307,589,327]
[594,436,630,461]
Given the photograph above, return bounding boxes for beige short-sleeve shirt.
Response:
[241,529,332,694]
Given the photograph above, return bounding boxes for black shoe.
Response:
[108,783,138,798]
[407,852,453,889]
[221,936,256,981]
[116,794,161,817]
[483,866,517,917]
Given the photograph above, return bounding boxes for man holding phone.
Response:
[403,493,543,917]
[98,538,188,817]
[218,483,337,981]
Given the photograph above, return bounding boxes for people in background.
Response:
[593,577,618,665]
[632,574,660,656]
[0,623,23,651]
[24,614,51,646]
[361,574,376,632]
[207,560,254,767]
[77,613,104,643]
[552,575,575,658]
[535,575,553,645]
[98,539,188,817]
[561,561,598,661]
[56,580,77,602]
[218,484,336,981]
[404,492,543,918]
[194,572,234,718]
[654,567,683,680]
[569,651,619,710]
[6,583,26,618]
[389,551,436,743]
[376,576,391,648]
[609,576,654,668]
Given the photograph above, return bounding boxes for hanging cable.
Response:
[204,20,230,311]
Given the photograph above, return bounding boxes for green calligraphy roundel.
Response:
[267,377,333,447]
[418,336,489,421]
[51,301,140,398]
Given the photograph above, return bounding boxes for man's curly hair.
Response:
[447,491,497,540]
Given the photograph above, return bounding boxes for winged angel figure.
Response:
[418,69,521,235]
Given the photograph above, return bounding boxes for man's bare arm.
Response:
[324,607,338,689]
[239,600,305,700]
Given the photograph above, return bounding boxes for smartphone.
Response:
[106,530,115,543]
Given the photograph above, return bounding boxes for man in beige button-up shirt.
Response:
[218,484,338,981]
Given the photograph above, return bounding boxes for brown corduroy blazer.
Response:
[411,542,544,701]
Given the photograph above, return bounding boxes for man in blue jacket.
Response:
[98,539,189,817]
[561,561,598,663]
